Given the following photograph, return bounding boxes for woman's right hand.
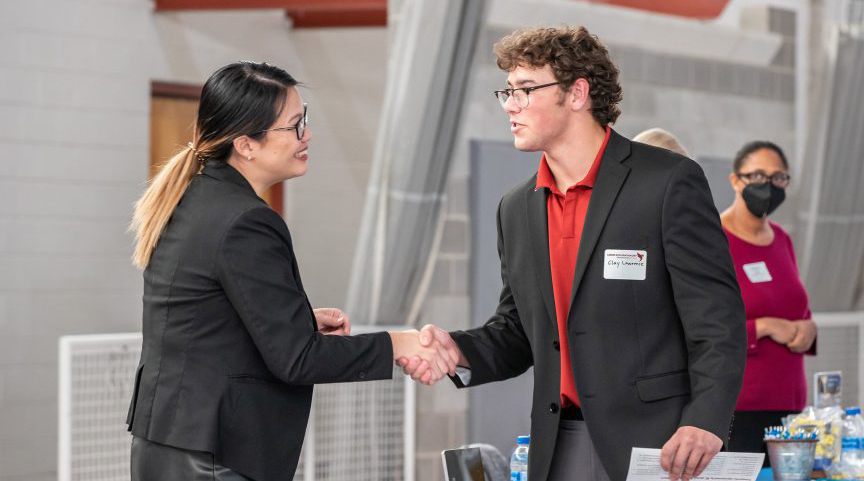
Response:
[787,320,817,353]
[387,330,456,385]
[756,317,798,345]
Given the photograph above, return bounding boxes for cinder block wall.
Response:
[0,2,388,479]
[0,1,150,479]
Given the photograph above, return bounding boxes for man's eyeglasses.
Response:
[736,171,791,188]
[258,103,308,140]
[493,81,563,108]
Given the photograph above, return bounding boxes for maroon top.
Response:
[725,222,813,411]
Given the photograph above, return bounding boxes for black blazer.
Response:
[126,162,394,481]
[451,130,746,481]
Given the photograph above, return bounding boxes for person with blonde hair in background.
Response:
[633,128,690,157]
[126,61,457,481]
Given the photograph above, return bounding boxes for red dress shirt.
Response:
[535,127,611,407]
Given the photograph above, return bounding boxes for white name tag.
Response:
[604,249,647,280]
[742,261,772,283]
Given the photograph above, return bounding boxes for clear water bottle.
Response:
[510,435,529,481]
[841,407,864,476]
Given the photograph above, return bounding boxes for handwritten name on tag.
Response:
[604,250,647,280]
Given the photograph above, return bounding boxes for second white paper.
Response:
[625,447,764,481]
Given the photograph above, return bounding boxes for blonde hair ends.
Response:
[130,146,201,269]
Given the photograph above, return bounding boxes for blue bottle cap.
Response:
[517,435,530,445]
[846,407,861,416]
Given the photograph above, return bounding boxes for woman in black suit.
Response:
[127,62,456,481]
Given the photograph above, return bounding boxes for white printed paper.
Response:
[626,448,764,481]
[742,261,772,283]
[604,249,647,280]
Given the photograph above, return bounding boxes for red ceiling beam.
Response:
[155,0,383,9]
[585,0,730,19]
[286,4,386,28]
[154,0,386,27]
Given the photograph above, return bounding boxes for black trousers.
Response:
[131,436,252,481]
[547,419,612,481]
[728,410,799,467]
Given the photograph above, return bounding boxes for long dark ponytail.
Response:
[131,61,298,269]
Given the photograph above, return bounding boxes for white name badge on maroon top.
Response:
[604,250,647,280]
[743,261,773,283]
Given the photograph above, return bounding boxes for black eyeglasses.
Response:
[493,81,563,108]
[258,103,308,140]
[736,171,791,188]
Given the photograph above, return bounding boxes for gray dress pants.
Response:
[131,436,252,481]
[547,420,613,481]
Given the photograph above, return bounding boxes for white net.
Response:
[58,329,414,481]
[58,334,142,481]
[302,367,409,481]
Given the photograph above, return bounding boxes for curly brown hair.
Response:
[494,26,622,126]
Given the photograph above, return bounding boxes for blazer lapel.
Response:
[568,130,632,314]
[525,180,557,327]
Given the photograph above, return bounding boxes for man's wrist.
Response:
[457,352,469,368]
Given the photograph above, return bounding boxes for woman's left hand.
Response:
[787,320,817,353]
[313,308,351,336]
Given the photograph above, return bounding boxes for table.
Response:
[756,467,856,480]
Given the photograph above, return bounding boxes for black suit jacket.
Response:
[451,130,746,481]
[126,162,394,481]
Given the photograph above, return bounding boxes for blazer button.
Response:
[358,372,366,379]
[553,340,560,351]
[549,402,559,413]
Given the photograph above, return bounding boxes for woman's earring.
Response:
[247,156,253,162]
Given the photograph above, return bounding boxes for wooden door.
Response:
[149,82,284,215]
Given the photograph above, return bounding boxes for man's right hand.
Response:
[388,329,456,385]
[396,324,467,385]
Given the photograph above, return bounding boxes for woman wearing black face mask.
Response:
[720,140,817,465]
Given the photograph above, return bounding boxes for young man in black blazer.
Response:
[399,26,745,481]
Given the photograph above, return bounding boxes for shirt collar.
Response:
[535,126,611,194]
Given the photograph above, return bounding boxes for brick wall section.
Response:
[0,2,389,480]
[0,0,151,479]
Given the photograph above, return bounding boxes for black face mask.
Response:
[742,182,785,218]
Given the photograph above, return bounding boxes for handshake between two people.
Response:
[314,309,467,386]
[389,325,468,386]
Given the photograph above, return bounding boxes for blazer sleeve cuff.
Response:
[746,319,759,355]
[449,330,490,387]
[679,413,735,448]
[452,367,472,387]
[358,331,397,381]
